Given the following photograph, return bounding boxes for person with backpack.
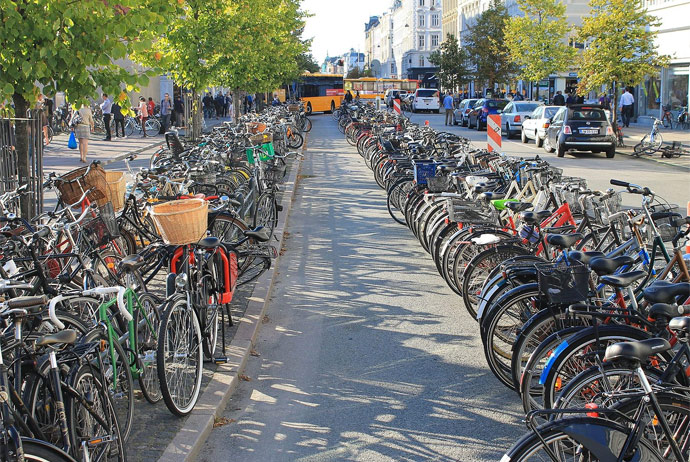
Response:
[111,100,125,138]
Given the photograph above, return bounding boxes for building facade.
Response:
[342,49,366,75]
[441,0,459,40]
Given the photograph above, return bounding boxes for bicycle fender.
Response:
[20,437,78,462]
[558,420,649,462]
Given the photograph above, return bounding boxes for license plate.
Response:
[580,129,598,134]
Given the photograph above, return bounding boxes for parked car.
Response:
[467,98,508,130]
[384,89,408,107]
[543,104,616,158]
[411,88,441,113]
[520,105,561,147]
[453,99,479,126]
[500,101,543,138]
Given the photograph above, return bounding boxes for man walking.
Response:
[100,93,112,141]
[553,91,565,106]
[619,87,635,127]
[174,95,184,127]
[160,93,172,133]
[203,92,213,119]
[443,92,454,126]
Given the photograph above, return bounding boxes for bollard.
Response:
[425,120,429,126]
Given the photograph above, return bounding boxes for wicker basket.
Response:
[287,104,300,112]
[246,122,267,134]
[56,164,108,206]
[99,170,126,211]
[249,133,273,145]
[150,199,208,245]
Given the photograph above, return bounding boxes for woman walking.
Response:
[138,96,149,137]
[71,104,94,163]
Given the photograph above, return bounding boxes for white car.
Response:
[411,88,440,113]
[500,101,543,138]
[520,105,561,147]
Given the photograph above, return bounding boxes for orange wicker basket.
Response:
[287,104,300,112]
[99,170,127,211]
[149,199,208,245]
[246,122,267,134]
[55,164,107,206]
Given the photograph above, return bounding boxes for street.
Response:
[199,114,688,461]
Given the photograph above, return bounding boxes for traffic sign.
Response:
[487,114,502,152]
[393,98,401,114]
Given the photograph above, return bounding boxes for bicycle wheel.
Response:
[125,119,135,136]
[20,438,76,462]
[199,253,221,359]
[145,118,161,133]
[67,362,126,461]
[136,292,162,404]
[157,294,203,416]
[287,130,304,149]
[253,192,278,238]
[208,212,255,273]
[504,417,665,462]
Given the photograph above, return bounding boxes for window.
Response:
[418,35,425,48]
[431,34,439,47]
[419,55,425,66]
[419,14,425,27]
[431,14,439,27]
[419,0,425,5]
[391,63,395,73]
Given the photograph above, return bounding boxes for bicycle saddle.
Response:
[669,316,690,336]
[36,329,78,347]
[599,270,647,288]
[477,192,505,201]
[589,255,635,276]
[118,254,145,272]
[520,210,551,225]
[546,233,584,249]
[569,251,605,266]
[504,201,532,213]
[603,337,671,366]
[244,228,270,243]
[643,281,690,304]
[648,303,687,322]
[197,236,222,249]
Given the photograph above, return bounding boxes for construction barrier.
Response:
[487,114,502,152]
[393,98,401,114]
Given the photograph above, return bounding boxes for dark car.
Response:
[543,104,616,158]
[453,99,478,126]
[467,98,509,130]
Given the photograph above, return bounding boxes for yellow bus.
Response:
[295,73,344,114]
[343,78,420,100]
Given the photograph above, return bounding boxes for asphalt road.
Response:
[199,113,688,462]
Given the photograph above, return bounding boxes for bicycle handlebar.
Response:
[48,295,67,329]
[82,286,132,322]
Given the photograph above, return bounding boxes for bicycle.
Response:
[633,118,663,156]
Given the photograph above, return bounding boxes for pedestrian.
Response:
[147,97,155,119]
[100,93,112,141]
[576,94,585,104]
[203,92,213,119]
[35,94,51,146]
[272,94,281,106]
[513,91,524,101]
[598,92,611,110]
[227,93,235,122]
[224,93,230,117]
[112,100,125,138]
[355,90,361,101]
[619,87,635,127]
[566,92,577,106]
[344,90,353,103]
[160,92,172,133]
[138,96,149,138]
[443,92,454,125]
[214,92,224,119]
[553,90,565,106]
[71,104,94,163]
[174,95,184,126]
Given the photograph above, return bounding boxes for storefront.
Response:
[638,64,690,119]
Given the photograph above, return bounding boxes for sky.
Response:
[301,0,391,65]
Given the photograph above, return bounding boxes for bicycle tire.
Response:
[253,192,278,238]
[20,438,77,462]
[135,292,162,404]
[287,131,304,149]
[199,253,221,359]
[157,295,203,416]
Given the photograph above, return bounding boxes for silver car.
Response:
[453,99,478,126]
[500,101,543,138]
[520,105,561,147]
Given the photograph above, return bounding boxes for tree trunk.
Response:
[611,81,618,134]
[535,82,540,102]
[12,93,32,218]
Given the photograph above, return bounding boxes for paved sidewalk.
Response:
[617,123,690,170]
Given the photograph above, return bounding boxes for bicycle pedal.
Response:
[213,356,228,364]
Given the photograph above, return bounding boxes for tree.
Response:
[297,52,320,74]
[504,0,575,100]
[346,67,362,79]
[0,0,180,216]
[428,34,473,92]
[464,0,518,92]
[576,0,670,131]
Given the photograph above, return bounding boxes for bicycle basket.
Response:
[83,202,121,248]
[446,199,496,226]
[650,203,681,242]
[191,171,216,185]
[100,170,126,211]
[265,164,287,183]
[150,198,208,245]
[56,164,108,206]
[537,261,589,304]
[426,176,450,193]
[412,161,436,185]
[250,133,273,146]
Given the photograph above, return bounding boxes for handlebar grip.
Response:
[33,227,51,240]
[610,179,629,187]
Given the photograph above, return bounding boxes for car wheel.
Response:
[535,134,544,148]
[556,142,566,157]
[476,119,482,131]
[520,129,528,143]
[305,103,312,115]
[543,136,555,153]
[505,123,513,139]
[606,147,616,158]
[462,118,467,127]
[453,117,458,126]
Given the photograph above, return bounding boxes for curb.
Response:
[104,140,166,166]
[157,135,306,462]
[615,148,690,171]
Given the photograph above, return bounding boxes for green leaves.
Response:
[504,0,575,83]
[429,35,473,91]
